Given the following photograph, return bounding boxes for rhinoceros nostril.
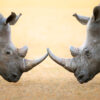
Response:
[12,73,18,78]
[78,74,84,80]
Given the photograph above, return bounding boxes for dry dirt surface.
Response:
[0,8,100,100]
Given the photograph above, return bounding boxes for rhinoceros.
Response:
[0,12,48,82]
[47,6,100,84]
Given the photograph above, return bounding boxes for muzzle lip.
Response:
[6,77,20,82]
[78,78,89,84]
[1,73,21,82]
[77,75,94,84]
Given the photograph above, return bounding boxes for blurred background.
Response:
[0,0,100,100]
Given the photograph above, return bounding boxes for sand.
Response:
[0,7,100,100]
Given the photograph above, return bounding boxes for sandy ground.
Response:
[0,7,100,100]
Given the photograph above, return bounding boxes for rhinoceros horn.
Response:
[22,52,48,72]
[47,48,76,72]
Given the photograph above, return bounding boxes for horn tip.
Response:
[47,48,52,56]
[47,48,56,60]
[24,45,28,50]
[42,50,49,59]
[47,48,50,52]
[19,13,22,16]
[45,52,49,57]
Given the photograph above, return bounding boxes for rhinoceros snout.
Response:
[5,72,22,82]
[74,71,91,84]
[77,74,89,84]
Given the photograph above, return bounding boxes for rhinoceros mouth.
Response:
[5,76,21,82]
[77,78,90,84]
[76,75,94,84]
[7,78,20,82]
[1,72,22,82]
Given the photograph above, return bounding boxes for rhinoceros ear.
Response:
[93,6,100,22]
[6,12,22,25]
[18,46,28,58]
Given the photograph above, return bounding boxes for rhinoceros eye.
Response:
[5,50,12,55]
[84,48,91,58]
[85,50,89,56]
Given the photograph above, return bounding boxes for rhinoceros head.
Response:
[0,12,48,82]
[47,6,100,84]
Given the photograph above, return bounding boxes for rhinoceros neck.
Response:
[0,31,11,43]
[0,41,16,51]
[80,24,100,50]
[0,30,16,50]
[87,32,100,45]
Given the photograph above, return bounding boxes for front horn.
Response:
[47,48,76,72]
[22,52,48,72]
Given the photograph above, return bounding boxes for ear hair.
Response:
[6,12,16,24]
[93,6,100,21]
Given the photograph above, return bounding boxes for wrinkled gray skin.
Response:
[0,12,48,82]
[47,6,100,84]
